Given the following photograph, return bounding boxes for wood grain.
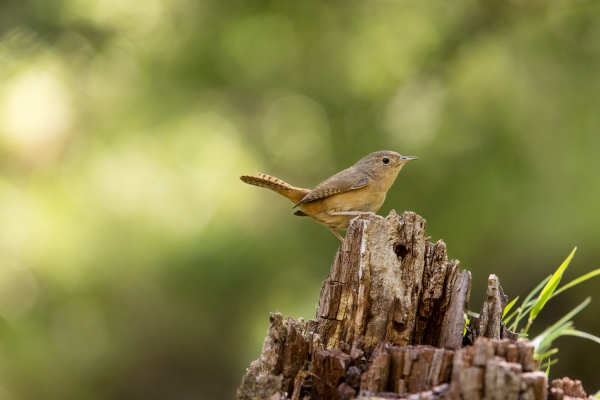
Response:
[237,210,589,400]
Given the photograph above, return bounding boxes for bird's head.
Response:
[355,150,418,180]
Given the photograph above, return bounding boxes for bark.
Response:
[440,270,471,350]
[237,211,590,400]
[314,211,462,355]
[549,378,588,400]
[468,275,518,343]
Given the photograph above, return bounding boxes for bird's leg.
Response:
[328,211,384,220]
[330,228,345,242]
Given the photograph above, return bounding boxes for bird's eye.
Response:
[382,157,390,165]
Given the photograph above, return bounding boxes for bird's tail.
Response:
[240,174,309,204]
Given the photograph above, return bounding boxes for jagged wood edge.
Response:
[237,210,587,400]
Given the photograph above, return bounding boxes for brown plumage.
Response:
[240,151,418,242]
[239,173,309,204]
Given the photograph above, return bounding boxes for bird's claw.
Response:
[351,212,382,223]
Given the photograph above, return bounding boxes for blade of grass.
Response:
[553,268,600,297]
[531,297,590,351]
[523,275,552,308]
[510,301,539,332]
[503,308,519,325]
[536,321,578,356]
[562,329,600,346]
[541,358,558,368]
[503,296,519,318]
[508,275,551,331]
[535,348,558,361]
[509,308,523,332]
[540,297,590,338]
[530,247,577,320]
[541,358,558,375]
[526,247,577,333]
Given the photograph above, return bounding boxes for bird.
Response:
[239,151,418,242]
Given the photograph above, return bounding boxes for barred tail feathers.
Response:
[239,174,309,204]
[239,173,292,190]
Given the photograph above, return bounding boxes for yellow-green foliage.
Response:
[502,249,600,372]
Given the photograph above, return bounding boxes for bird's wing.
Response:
[294,168,370,207]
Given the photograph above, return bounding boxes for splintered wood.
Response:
[237,211,590,400]
[448,338,543,400]
[468,275,519,343]
[315,211,465,355]
[549,377,588,400]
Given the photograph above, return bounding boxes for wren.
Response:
[240,151,418,242]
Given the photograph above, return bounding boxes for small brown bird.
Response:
[240,151,418,242]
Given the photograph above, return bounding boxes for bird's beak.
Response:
[399,155,418,164]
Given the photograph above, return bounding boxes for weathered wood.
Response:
[316,211,428,353]
[416,241,460,348]
[237,210,590,400]
[448,337,544,400]
[315,211,466,356]
[379,345,454,396]
[479,274,508,339]
[361,343,391,393]
[521,372,549,400]
[282,318,310,394]
[468,274,519,343]
[237,313,286,400]
[550,378,587,399]
[440,268,471,350]
[311,348,351,399]
[291,370,312,400]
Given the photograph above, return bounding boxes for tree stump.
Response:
[237,211,591,400]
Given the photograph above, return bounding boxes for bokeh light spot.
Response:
[0,68,74,163]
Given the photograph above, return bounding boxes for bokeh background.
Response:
[0,0,599,399]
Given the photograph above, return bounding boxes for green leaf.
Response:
[528,247,577,326]
[531,297,590,352]
[513,303,535,327]
[562,329,600,346]
[503,296,519,318]
[541,358,558,375]
[535,348,558,361]
[508,308,521,331]
[507,275,551,331]
[503,307,520,325]
[553,268,600,297]
[523,275,552,308]
[541,297,590,339]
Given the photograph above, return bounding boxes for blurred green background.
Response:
[0,0,599,398]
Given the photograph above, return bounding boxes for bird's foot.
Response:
[352,212,383,223]
[329,211,384,226]
[329,211,382,220]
